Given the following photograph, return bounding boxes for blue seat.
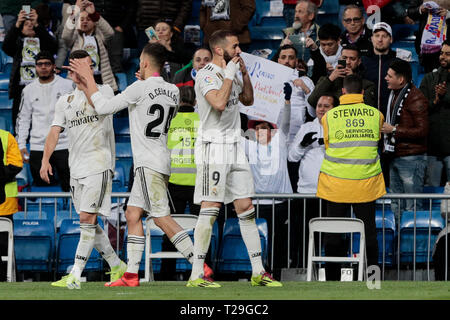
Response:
[116,142,133,186]
[26,185,66,217]
[15,211,48,220]
[56,219,103,273]
[375,209,396,266]
[112,164,126,192]
[13,219,55,272]
[0,91,12,109]
[55,210,75,229]
[392,23,419,42]
[113,117,130,142]
[174,221,219,273]
[0,72,9,91]
[16,163,31,187]
[216,218,268,274]
[122,221,162,273]
[423,186,445,210]
[400,210,444,264]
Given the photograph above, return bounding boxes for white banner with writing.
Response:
[239,52,294,124]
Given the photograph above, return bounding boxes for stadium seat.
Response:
[144,214,202,281]
[399,210,445,264]
[392,23,419,42]
[25,185,66,218]
[0,217,15,281]
[423,186,445,211]
[0,72,9,91]
[13,219,55,273]
[15,211,48,220]
[16,162,31,187]
[56,218,103,274]
[174,220,219,274]
[122,219,162,275]
[55,210,75,230]
[113,116,130,142]
[112,164,127,192]
[115,142,133,186]
[216,218,268,274]
[375,209,396,266]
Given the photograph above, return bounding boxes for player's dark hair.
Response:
[272,44,298,62]
[69,50,90,60]
[209,29,237,52]
[142,42,167,72]
[35,50,55,64]
[318,23,341,41]
[321,92,340,108]
[389,58,412,83]
[342,43,361,58]
[343,74,363,94]
[179,86,196,106]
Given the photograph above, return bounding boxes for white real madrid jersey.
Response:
[52,85,115,179]
[90,76,180,176]
[195,62,243,144]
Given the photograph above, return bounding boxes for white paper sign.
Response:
[239,52,294,124]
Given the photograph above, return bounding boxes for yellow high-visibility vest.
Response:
[320,102,382,180]
[0,130,18,197]
[167,111,199,186]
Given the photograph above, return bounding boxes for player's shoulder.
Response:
[56,75,75,87]
[97,84,115,97]
[22,78,39,93]
[197,63,220,79]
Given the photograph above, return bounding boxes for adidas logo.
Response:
[90,202,97,208]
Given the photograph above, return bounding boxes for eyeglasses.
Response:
[343,17,363,24]
[36,61,53,67]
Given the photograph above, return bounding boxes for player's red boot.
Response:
[203,263,214,280]
[105,272,139,287]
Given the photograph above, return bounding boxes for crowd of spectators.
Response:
[2,0,450,278]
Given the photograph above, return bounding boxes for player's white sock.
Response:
[71,223,96,279]
[126,235,145,274]
[170,230,194,264]
[94,224,121,268]
[191,207,219,279]
[237,208,265,276]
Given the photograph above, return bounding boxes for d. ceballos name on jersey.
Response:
[148,88,178,104]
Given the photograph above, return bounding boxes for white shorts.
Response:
[194,142,255,205]
[127,166,171,218]
[70,170,112,216]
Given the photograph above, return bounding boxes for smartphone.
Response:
[145,26,159,41]
[338,59,346,69]
[22,5,31,14]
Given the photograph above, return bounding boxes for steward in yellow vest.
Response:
[316,75,385,281]
[167,86,200,215]
[0,129,23,216]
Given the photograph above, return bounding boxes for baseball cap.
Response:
[372,22,392,37]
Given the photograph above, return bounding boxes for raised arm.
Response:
[238,56,254,106]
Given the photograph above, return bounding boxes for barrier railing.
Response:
[16,192,450,281]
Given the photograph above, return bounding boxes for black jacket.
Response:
[419,67,450,157]
[136,0,193,32]
[362,49,398,117]
[2,24,58,99]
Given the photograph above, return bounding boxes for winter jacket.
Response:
[419,67,450,157]
[62,11,118,92]
[362,49,398,116]
[136,0,193,32]
[2,24,58,99]
[200,0,256,45]
[389,84,428,157]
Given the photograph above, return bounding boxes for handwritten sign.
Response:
[239,52,294,124]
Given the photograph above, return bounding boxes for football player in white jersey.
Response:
[188,29,282,287]
[67,42,213,287]
[40,50,127,289]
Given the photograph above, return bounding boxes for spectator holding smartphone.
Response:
[2,6,58,134]
[308,44,376,109]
